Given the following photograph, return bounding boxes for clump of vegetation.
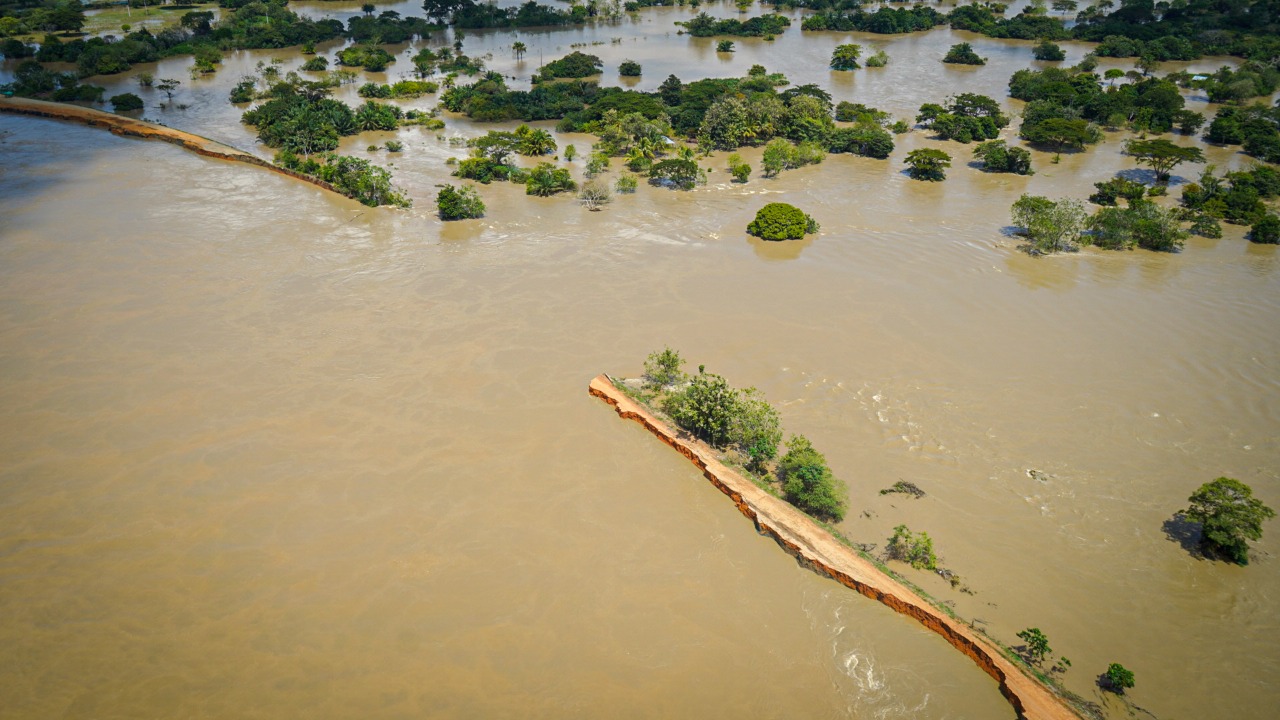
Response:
[916,93,1009,143]
[879,480,925,498]
[337,44,395,72]
[801,6,945,34]
[727,153,752,183]
[643,347,688,389]
[865,50,889,68]
[1102,663,1135,694]
[300,57,329,72]
[778,436,847,521]
[648,158,704,190]
[943,42,986,65]
[436,183,486,220]
[1089,176,1148,206]
[761,138,825,177]
[275,150,411,208]
[1253,214,1280,244]
[1010,194,1088,253]
[615,173,639,194]
[533,51,602,83]
[1032,39,1065,61]
[1180,165,1280,226]
[904,149,952,181]
[384,140,403,153]
[885,525,937,570]
[619,59,642,77]
[1181,477,1275,565]
[974,140,1033,175]
[716,40,735,53]
[109,92,144,112]
[525,162,576,196]
[359,80,439,99]
[681,12,791,37]
[746,202,819,241]
[830,43,862,71]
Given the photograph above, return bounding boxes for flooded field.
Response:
[2,3,1278,719]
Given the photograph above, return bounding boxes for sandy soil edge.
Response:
[0,97,346,198]
[589,374,1083,720]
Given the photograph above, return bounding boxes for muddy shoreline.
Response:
[0,96,346,199]
[589,374,1082,720]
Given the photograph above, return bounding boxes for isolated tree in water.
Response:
[1182,477,1275,564]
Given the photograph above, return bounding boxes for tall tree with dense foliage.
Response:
[1182,477,1275,565]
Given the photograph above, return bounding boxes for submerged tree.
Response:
[904,148,951,181]
[1124,138,1205,183]
[1182,477,1275,564]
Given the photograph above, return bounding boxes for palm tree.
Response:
[513,41,527,61]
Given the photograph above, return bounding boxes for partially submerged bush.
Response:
[747,202,819,240]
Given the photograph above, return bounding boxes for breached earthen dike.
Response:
[589,374,1082,720]
[0,97,345,198]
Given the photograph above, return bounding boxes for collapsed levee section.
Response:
[0,97,344,198]
[589,374,1081,720]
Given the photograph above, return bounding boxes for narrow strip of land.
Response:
[589,374,1081,720]
[0,97,344,198]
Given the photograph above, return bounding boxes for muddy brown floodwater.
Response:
[1,3,1278,719]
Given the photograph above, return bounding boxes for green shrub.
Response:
[1104,663,1135,694]
[526,162,576,196]
[436,183,486,220]
[109,92,144,111]
[643,347,687,388]
[778,435,847,521]
[747,202,819,240]
[1251,213,1280,244]
[886,525,937,570]
[943,42,986,65]
[618,59,641,77]
[615,173,638,193]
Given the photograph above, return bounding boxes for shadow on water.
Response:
[1161,512,1205,558]
[748,233,813,262]
[1114,167,1193,187]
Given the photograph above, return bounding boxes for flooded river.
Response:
[2,3,1278,718]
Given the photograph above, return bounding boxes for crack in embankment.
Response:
[0,97,346,198]
[589,374,1082,720]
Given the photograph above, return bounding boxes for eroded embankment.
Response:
[589,374,1082,720]
[0,97,344,198]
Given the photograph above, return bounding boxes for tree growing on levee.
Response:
[1182,477,1275,564]
[643,347,687,389]
[1016,628,1052,665]
[777,435,847,521]
[747,203,819,240]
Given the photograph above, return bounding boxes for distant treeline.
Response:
[799,0,1279,62]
